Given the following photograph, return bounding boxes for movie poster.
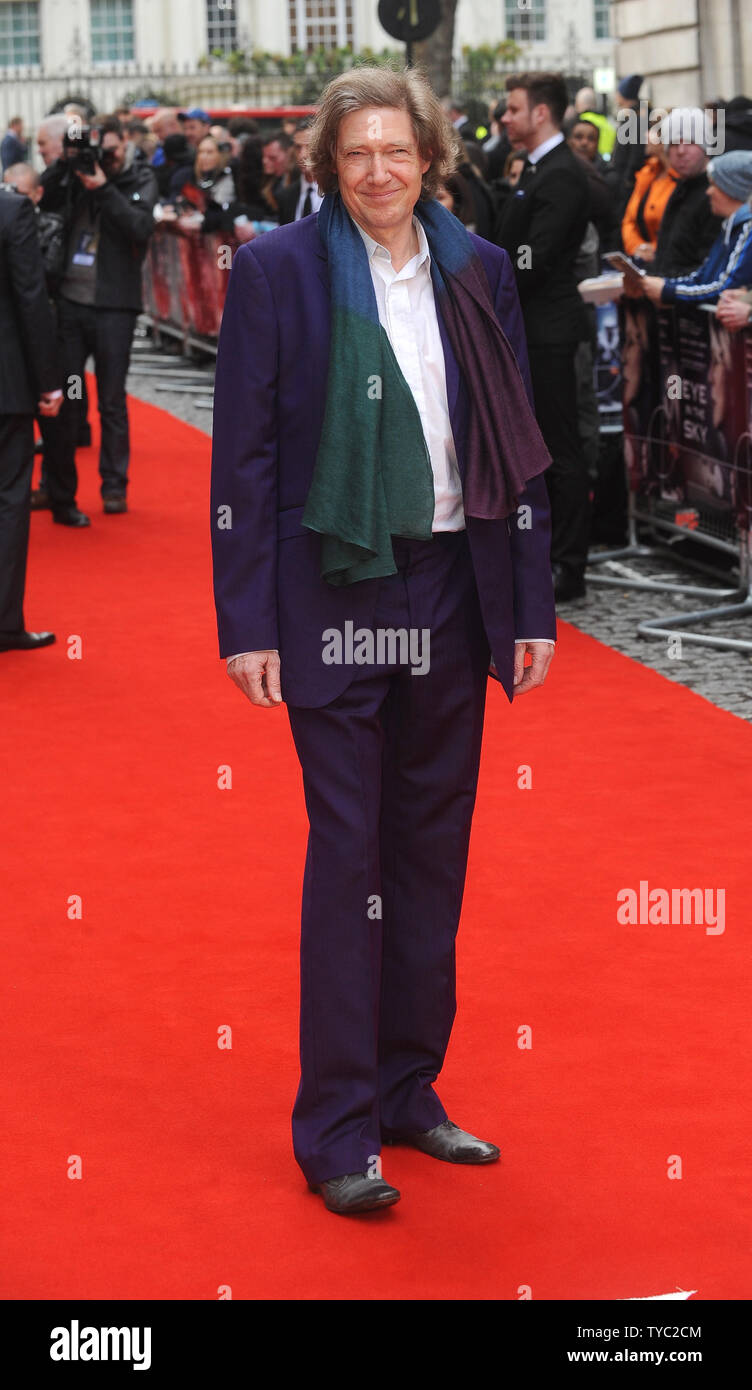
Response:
[619,298,661,491]
[668,307,745,516]
[595,300,623,418]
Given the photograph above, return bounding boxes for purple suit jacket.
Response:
[210,212,556,706]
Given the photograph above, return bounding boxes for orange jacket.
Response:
[621,157,679,255]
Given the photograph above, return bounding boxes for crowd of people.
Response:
[445,77,752,599]
[1,73,751,648]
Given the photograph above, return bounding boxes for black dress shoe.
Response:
[307,1172,401,1215]
[52,505,91,527]
[553,566,586,602]
[0,630,55,652]
[103,495,127,514]
[30,487,51,510]
[386,1119,500,1165]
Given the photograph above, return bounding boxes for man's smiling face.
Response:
[334,106,430,239]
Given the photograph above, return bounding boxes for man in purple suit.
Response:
[211,67,556,1215]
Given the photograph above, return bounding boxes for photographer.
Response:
[40,115,158,514]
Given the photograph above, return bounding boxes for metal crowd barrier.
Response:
[587,300,752,652]
[141,223,241,355]
[142,235,752,651]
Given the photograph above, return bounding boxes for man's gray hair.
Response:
[4,162,39,187]
[38,114,67,139]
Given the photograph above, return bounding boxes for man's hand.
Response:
[76,165,107,190]
[642,275,665,303]
[513,640,554,696]
[621,267,646,299]
[38,389,63,417]
[716,293,751,333]
[233,221,256,244]
[227,650,283,707]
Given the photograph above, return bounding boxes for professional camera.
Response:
[62,125,102,176]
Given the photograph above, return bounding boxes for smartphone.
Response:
[604,251,646,278]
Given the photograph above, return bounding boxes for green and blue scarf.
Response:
[301,190,551,586]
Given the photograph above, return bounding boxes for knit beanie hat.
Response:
[658,107,708,149]
[707,150,752,201]
[617,75,643,102]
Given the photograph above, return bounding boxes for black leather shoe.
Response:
[386,1119,500,1165]
[553,565,586,603]
[307,1172,401,1215]
[53,505,91,527]
[30,487,50,510]
[0,630,55,652]
[103,495,127,514]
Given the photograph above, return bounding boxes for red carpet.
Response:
[2,382,750,1300]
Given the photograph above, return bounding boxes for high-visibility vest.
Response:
[580,110,616,156]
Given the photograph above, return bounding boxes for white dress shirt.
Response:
[295,178,323,221]
[226,213,553,662]
[354,214,464,531]
[527,131,565,165]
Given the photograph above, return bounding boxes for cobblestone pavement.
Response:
[126,341,752,725]
[559,557,752,724]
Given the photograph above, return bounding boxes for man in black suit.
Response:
[276,117,323,226]
[0,189,62,651]
[494,72,591,600]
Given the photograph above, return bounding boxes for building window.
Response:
[288,0,354,54]
[0,1,40,66]
[90,0,135,63]
[504,0,546,44]
[594,0,611,39]
[207,0,237,54]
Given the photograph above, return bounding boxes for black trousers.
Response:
[527,342,591,582]
[285,532,490,1184]
[0,413,34,636]
[37,409,78,511]
[56,299,138,498]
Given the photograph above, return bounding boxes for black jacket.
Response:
[0,191,59,413]
[603,133,646,216]
[652,172,724,277]
[276,178,301,226]
[493,139,590,345]
[580,157,620,253]
[39,157,158,310]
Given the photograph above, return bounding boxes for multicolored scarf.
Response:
[302,190,551,586]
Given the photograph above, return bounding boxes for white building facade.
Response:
[612,0,752,107]
[0,0,616,128]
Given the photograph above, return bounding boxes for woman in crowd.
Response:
[503,148,527,188]
[235,135,279,225]
[436,167,477,227]
[621,124,679,265]
[169,134,237,228]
